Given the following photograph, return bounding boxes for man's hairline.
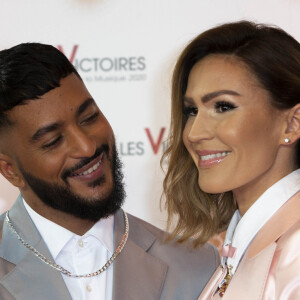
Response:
[0,71,82,130]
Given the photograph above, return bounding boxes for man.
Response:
[0,43,219,300]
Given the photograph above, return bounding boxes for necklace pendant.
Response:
[219,265,232,297]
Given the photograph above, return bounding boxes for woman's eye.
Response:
[81,112,99,124]
[183,106,198,116]
[215,101,237,113]
[42,136,62,149]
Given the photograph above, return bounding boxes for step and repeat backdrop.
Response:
[0,0,299,252]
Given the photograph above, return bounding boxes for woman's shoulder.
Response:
[276,219,300,260]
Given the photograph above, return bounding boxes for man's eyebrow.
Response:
[201,90,241,103]
[31,122,63,143]
[30,98,96,143]
[76,98,96,117]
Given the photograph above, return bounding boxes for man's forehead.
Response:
[8,75,93,121]
[9,97,96,126]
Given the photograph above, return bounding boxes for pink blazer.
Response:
[198,191,300,300]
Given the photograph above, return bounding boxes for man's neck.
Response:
[23,195,96,235]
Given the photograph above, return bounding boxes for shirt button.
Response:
[86,284,92,292]
[78,240,84,247]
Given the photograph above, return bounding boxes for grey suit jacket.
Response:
[0,195,219,300]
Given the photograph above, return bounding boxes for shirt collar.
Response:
[223,169,300,273]
[23,198,114,259]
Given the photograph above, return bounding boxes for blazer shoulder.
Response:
[126,214,220,298]
[276,219,300,261]
[127,213,166,240]
[127,213,220,271]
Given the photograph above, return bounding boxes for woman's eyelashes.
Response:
[183,106,198,116]
[183,101,237,116]
[214,101,237,113]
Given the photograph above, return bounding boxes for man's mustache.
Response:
[61,144,110,183]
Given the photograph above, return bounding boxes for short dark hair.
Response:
[0,42,80,126]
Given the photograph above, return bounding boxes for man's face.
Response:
[2,73,124,220]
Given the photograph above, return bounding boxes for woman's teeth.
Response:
[200,152,230,161]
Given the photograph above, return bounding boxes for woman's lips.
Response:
[196,150,231,168]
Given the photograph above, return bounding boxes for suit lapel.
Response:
[0,195,72,300]
[113,210,168,300]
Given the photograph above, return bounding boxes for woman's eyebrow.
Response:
[201,90,241,103]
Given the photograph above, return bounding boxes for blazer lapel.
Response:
[113,210,168,300]
[221,243,277,300]
[0,195,72,300]
[248,191,300,259]
[222,191,300,300]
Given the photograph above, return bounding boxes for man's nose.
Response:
[68,128,96,158]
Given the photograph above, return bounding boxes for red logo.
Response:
[145,128,166,154]
[57,45,79,64]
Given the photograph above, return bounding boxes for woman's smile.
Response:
[196,150,231,168]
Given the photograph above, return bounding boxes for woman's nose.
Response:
[186,114,214,143]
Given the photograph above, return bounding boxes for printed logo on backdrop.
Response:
[57,45,147,83]
[117,127,167,157]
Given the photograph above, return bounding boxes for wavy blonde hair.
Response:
[162,20,300,246]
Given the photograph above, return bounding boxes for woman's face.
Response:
[183,55,291,207]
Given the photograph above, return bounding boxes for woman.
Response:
[162,21,300,299]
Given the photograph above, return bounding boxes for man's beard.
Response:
[18,144,125,221]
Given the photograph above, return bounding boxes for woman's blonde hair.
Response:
[162,21,300,246]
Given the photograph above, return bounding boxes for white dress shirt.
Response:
[222,169,300,275]
[23,199,114,300]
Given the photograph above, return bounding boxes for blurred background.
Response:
[0,0,299,252]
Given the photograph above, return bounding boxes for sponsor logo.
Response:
[57,44,147,83]
[145,128,166,154]
[117,127,167,156]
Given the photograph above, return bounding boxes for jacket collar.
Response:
[0,195,72,300]
[113,209,168,300]
[248,191,300,259]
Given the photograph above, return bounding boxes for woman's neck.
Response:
[233,167,296,216]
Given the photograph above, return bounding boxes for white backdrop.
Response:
[0,0,300,231]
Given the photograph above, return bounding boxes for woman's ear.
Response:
[283,104,300,144]
[0,154,25,188]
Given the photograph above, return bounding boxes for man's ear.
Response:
[282,104,300,144]
[0,154,25,188]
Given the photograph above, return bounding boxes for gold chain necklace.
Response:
[5,209,129,278]
[219,264,233,297]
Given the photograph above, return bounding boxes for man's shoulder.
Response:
[126,213,166,240]
[126,212,220,297]
[127,212,219,268]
